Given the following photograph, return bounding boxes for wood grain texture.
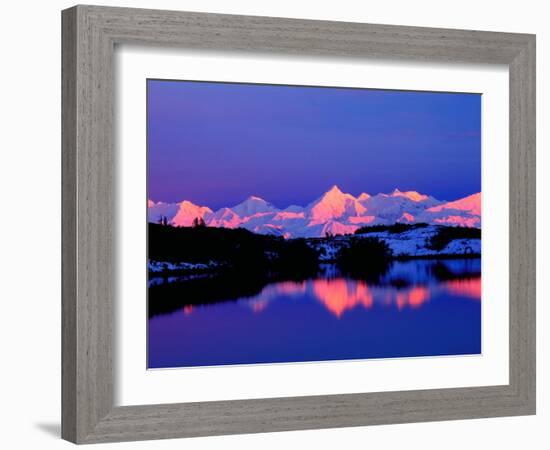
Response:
[61,7,77,443]
[61,4,536,444]
[508,36,536,409]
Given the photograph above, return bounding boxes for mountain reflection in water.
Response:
[241,276,479,318]
[148,258,481,368]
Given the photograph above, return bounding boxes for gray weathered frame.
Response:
[62,4,536,444]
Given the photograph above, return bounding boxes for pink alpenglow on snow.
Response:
[398,212,415,223]
[171,201,213,227]
[421,192,481,228]
[148,186,481,238]
[307,185,366,224]
[389,188,430,202]
[206,208,242,229]
[348,216,377,225]
[273,211,306,221]
[426,192,481,216]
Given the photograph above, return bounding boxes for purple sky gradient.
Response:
[147,80,481,210]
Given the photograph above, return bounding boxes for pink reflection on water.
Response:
[312,279,373,318]
[444,278,481,299]
[245,281,307,313]
[395,286,431,310]
[244,278,444,318]
[249,298,270,313]
[275,281,307,295]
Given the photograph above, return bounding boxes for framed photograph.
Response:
[62,5,536,444]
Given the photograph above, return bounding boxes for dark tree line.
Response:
[354,223,429,235]
[336,237,393,280]
[428,226,481,251]
[148,223,319,277]
[192,217,206,228]
[157,216,206,227]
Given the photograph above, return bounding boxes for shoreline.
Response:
[148,253,481,276]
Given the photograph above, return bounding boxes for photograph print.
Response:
[147,79,482,369]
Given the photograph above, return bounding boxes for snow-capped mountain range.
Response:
[148,186,481,238]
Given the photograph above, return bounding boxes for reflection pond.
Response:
[148,258,481,368]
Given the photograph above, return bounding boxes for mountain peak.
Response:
[330,184,343,193]
[358,192,371,202]
[317,184,352,205]
[171,200,213,227]
[421,192,480,227]
[390,189,429,202]
[246,195,267,202]
[179,199,201,207]
[427,192,480,215]
[231,195,278,217]
[323,185,346,198]
[308,185,366,224]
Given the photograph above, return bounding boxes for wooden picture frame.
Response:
[62,5,536,444]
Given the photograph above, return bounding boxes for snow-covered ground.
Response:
[148,225,480,275]
[310,225,480,260]
[148,260,221,273]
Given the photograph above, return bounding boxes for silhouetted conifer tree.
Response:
[192,217,207,228]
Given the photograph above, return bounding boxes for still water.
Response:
[148,258,481,368]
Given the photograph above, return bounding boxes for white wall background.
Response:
[0,1,546,448]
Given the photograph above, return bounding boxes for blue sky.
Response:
[147,79,481,209]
